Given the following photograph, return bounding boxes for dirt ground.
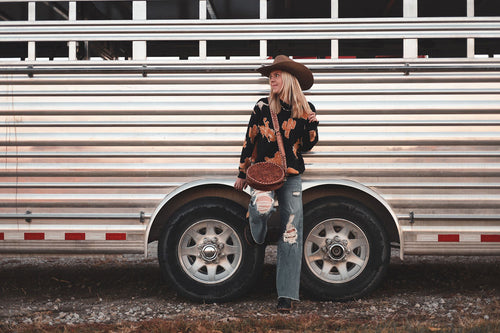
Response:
[0,244,499,330]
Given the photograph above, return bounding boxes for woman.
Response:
[234,55,319,312]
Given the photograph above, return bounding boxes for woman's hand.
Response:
[307,112,318,123]
[234,178,247,191]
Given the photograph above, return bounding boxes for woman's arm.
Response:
[301,103,319,152]
[237,103,262,180]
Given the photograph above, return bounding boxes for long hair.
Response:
[269,71,312,119]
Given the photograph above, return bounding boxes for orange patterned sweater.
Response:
[238,98,319,179]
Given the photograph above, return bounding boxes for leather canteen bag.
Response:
[246,110,287,191]
[246,161,285,191]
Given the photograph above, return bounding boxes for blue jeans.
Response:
[248,175,303,301]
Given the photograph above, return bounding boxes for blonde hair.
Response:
[269,71,312,119]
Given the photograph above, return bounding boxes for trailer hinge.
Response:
[404,63,410,76]
[409,211,415,224]
[140,211,145,223]
[25,210,32,223]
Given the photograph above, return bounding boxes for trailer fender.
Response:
[144,179,249,256]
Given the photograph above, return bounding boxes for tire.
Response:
[158,197,265,302]
[301,197,390,301]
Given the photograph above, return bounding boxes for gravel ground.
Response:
[1,243,499,329]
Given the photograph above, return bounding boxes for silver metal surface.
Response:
[2,1,500,258]
[1,63,500,256]
[2,18,500,41]
[0,212,150,220]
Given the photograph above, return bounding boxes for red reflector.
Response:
[0,233,4,240]
[481,234,500,242]
[25,232,45,240]
[438,234,459,242]
[106,233,126,240]
[65,233,85,240]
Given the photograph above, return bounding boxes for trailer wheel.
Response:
[158,197,264,302]
[301,197,390,301]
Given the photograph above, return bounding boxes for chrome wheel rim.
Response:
[178,219,242,284]
[304,218,369,283]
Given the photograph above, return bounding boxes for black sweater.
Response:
[238,97,319,179]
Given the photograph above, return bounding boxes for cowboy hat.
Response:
[257,55,314,90]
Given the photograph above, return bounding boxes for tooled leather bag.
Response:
[246,109,287,191]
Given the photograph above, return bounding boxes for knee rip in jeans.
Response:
[253,191,274,214]
[292,191,301,197]
[283,214,298,244]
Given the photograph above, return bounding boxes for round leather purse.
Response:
[246,161,285,191]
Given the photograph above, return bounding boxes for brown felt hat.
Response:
[257,55,314,91]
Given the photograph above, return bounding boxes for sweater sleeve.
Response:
[301,102,319,152]
[237,103,261,179]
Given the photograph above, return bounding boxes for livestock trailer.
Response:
[1,0,500,301]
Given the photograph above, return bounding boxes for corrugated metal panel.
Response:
[2,62,500,254]
[2,66,500,207]
[1,17,500,41]
[1,8,500,255]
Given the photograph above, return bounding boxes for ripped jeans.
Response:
[248,175,303,301]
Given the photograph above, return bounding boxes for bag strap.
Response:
[270,109,287,172]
